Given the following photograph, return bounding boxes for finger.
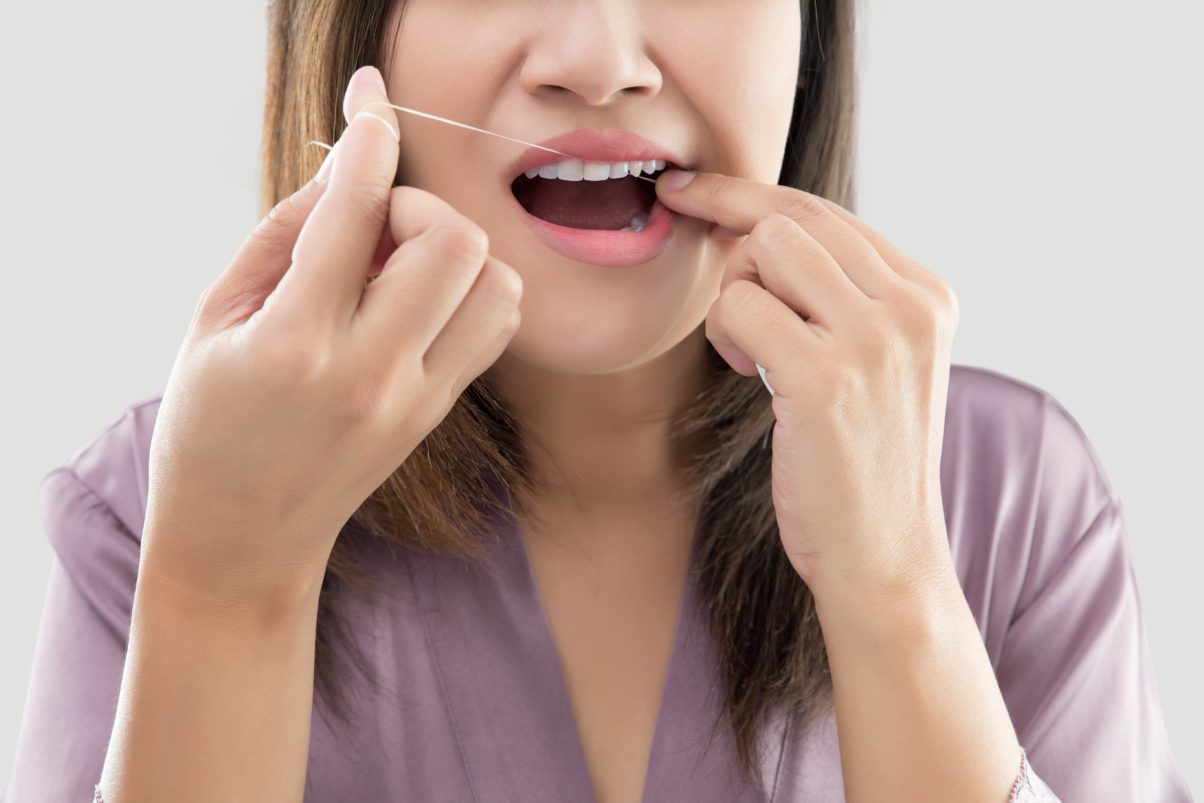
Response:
[707,278,818,396]
[365,221,397,281]
[808,195,939,289]
[721,213,868,333]
[352,186,491,355]
[272,65,401,334]
[423,255,522,398]
[203,148,334,329]
[656,170,902,299]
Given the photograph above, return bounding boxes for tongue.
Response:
[512,175,654,230]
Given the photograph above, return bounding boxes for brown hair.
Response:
[262,0,857,789]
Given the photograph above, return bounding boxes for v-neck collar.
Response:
[407,475,786,802]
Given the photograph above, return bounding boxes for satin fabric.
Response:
[3,364,1194,802]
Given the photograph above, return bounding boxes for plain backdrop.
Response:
[1,0,1199,794]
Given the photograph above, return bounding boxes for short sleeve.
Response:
[3,468,142,803]
[989,394,1194,801]
[3,398,159,803]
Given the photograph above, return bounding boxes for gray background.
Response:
[1,0,1199,793]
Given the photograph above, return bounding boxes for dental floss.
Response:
[307,104,773,396]
[306,102,659,183]
[757,363,774,396]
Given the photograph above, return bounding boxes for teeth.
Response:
[523,158,668,181]
[557,160,584,181]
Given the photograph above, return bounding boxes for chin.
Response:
[498,305,698,377]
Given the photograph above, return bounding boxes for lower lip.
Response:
[508,191,677,268]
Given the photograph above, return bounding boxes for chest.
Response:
[306,498,814,802]
[522,528,693,803]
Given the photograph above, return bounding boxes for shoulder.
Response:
[40,395,164,562]
[944,362,1117,511]
[942,364,1120,633]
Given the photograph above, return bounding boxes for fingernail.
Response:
[370,66,388,97]
[355,108,400,142]
[658,169,696,192]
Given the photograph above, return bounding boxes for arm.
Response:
[94,553,321,802]
[797,379,1196,803]
[3,468,322,803]
[810,492,1193,803]
[813,556,1028,803]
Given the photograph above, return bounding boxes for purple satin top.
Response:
[2,364,1194,801]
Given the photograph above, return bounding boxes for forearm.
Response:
[96,559,322,802]
[811,554,1022,803]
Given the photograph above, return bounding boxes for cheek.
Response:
[658,2,800,184]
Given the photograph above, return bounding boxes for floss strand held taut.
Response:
[299,97,772,394]
[305,102,658,183]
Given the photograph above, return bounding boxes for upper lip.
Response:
[506,128,689,183]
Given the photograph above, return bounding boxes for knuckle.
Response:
[388,184,433,217]
[895,290,943,340]
[265,192,300,225]
[778,191,828,223]
[429,221,490,267]
[701,174,731,212]
[454,219,491,261]
[192,282,215,318]
[488,261,523,305]
[503,305,522,335]
[751,213,802,247]
[255,197,302,247]
[931,279,960,320]
[390,185,458,223]
[344,181,392,223]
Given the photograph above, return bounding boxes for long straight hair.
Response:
[262,0,857,788]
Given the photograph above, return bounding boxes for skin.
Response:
[379,0,800,552]
[376,7,798,795]
[371,1,1026,801]
[655,171,1025,801]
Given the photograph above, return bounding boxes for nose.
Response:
[518,1,663,107]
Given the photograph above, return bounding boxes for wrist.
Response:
[135,550,324,632]
[807,550,966,650]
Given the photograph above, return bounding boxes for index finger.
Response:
[656,170,906,298]
[654,170,815,235]
[272,65,401,334]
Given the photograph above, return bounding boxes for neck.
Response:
[485,326,710,515]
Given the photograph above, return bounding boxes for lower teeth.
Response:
[620,210,651,233]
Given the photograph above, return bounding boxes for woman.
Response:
[4,0,1192,801]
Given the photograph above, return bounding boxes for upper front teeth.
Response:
[524,158,668,181]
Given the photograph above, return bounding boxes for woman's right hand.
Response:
[139,65,523,616]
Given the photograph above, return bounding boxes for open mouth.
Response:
[509,160,679,232]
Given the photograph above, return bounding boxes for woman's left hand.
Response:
[655,170,960,607]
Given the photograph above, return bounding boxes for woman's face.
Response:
[381,0,801,378]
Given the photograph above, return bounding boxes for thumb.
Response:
[201,148,333,329]
[343,65,398,134]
